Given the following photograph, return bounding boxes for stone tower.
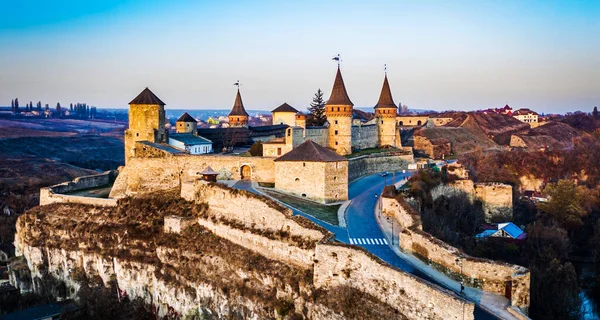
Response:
[228,89,249,128]
[374,74,400,148]
[124,87,167,163]
[176,112,197,134]
[325,67,354,155]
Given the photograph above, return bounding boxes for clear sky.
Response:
[1,0,599,113]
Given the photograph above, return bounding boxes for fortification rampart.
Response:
[109,155,276,198]
[180,181,476,319]
[39,171,118,207]
[351,124,378,150]
[382,196,530,311]
[314,241,474,320]
[448,180,513,222]
[347,151,413,181]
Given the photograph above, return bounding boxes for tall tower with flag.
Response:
[325,65,354,155]
[374,68,401,148]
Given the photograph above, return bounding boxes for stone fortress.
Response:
[115,66,413,203]
[16,65,529,319]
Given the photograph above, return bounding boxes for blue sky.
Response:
[1,0,599,113]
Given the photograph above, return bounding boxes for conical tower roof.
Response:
[229,89,249,117]
[177,112,196,122]
[326,67,353,106]
[374,74,396,109]
[129,87,165,105]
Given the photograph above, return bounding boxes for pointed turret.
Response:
[374,75,396,109]
[229,89,249,117]
[374,74,400,148]
[228,89,249,127]
[324,66,354,155]
[326,67,354,106]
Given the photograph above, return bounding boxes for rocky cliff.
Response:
[11,189,414,319]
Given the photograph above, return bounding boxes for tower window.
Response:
[335,141,338,145]
[303,162,306,167]
[335,130,338,135]
[337,107,340,112]
[381,120,384,124]
[136,133,139,137]
[335,120,338,124]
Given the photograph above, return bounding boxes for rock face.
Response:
[13,183,477,319]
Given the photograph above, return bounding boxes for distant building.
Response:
[475,222,526,241]
[513,108,539,125]
[169,133,213,154]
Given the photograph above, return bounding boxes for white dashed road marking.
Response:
[349,238,389,246]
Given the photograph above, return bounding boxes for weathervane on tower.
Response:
[332,54,341,67]
[233,80,240,88]
[384,63,387,75]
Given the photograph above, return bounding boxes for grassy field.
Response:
[262,189,340,225]
[345,147,394,159]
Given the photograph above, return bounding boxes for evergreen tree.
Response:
[307,88,326,126]
[37,101,42,112]
[70,103,73,112]
[10,99,14,113]
[14,98,19,113]
[29,101,33,112]
[594,106,598,118]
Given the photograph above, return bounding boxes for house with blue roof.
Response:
[475,222,526,240]
[168,133,213,154]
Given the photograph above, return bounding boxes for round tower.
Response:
[228,89,249,128]
[325,66,354,155]
[124,87,167,163]
[374,74,400,148]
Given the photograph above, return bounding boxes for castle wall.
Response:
[303,127,328,146]
[351,124,378,150]
[377,116,398,147]
[347,151,413,182]
[384,196,530,311]
[109,155,276,198]
[433,117,453,126]
[314,242,475,320]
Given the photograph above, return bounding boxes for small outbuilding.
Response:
[175,112,198,133]
[475,222,526,240]
[199,166,219,182]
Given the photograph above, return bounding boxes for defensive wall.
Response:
[351,124,378,150]
[109,154,276,198]
[347,150,414,182]
[413,135,451,159]
[39,171,118,207]
[381,195,530,312]
[177,181,476,319]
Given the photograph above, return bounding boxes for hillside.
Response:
[561,113,600,134]
[510,121,583,150]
